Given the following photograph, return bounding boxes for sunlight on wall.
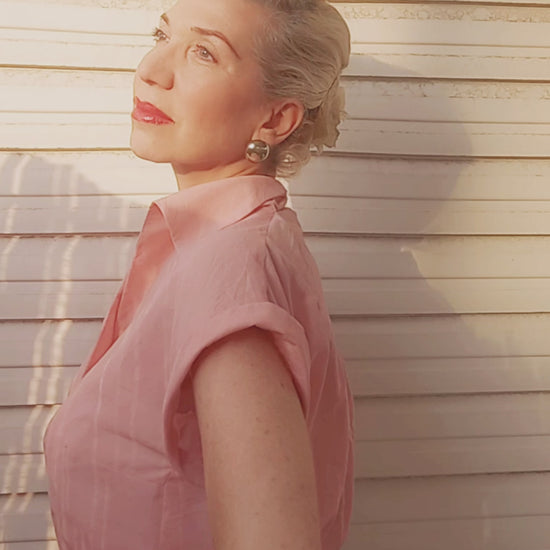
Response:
[54,236,80,318]
[2,206,16,235]
[31,322,52,369]
[0,236,18,281]
[8,153,29,195]
[1,455,44,494]
[50,321,72,367]
[27,322,73,405]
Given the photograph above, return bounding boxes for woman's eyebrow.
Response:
[159,13,241,60]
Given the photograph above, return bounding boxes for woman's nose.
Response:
[135,46,175,90]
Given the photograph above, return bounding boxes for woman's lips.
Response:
[132,97,174,125]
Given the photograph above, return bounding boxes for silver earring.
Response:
[245,140,270,163]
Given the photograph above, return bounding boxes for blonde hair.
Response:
[251,0,351,177]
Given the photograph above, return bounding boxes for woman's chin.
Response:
[131,148,166,164]
[130,134,170,164]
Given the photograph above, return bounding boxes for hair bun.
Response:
[311,82,346,150]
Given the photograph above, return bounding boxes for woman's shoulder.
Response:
[163,202,319,298]
[266,208,322,278]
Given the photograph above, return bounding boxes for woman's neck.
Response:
[172,160,274,190]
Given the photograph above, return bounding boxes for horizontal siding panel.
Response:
[347,44,550,80]
[5,195,550,236]
[1,30,148,71]
[323,277,550,315]
[0,236,136,282]
[341,5,550,48]
[335,119,550,157]
[1,68,132,112]
[1,115,129,150]
[0,195,150,235]
[2,314,550,367]
[294,157,550,201]
[348,23,550,48]
[1,2,156,33]
[0,152,174,197]
[0,543,57,550]
[353,473,550,523]
[1,281,119,320]
[334,314,550,359]
[0,39,140,72]
[1,455,48,495]
[357,394,550,441]
[293,196,550,236]
[308,236,550,279]
[3,152,548,202]
[0,493,55,543]
[4,278,550,319]
[0,544,57,550]
[0,320,101,367]
[0,406,59,454]
[348,356,550,397]
[4,235,550,282]
[0,367,77,406]
[343,517,550,550]
[357,435,550,478]
[345,80,550,124]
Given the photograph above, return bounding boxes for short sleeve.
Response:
[161,224,313,469]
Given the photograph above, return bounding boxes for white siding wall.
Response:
[1,1,550,548]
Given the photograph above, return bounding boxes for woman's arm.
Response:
[191,326,322,550]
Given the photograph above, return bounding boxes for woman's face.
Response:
[130,0,272,182]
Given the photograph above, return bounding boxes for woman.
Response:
[43,0,354,549]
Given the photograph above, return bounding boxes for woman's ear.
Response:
[255,99,305,146]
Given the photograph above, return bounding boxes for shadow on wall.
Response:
[295,56,530,548]
[296,54,485,361]
[0,152,168,546]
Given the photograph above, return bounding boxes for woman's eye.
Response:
[151,27,168,43]
[194,45,215,62]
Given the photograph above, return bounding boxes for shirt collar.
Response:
[74,174,289,379]
[153,174,288,248]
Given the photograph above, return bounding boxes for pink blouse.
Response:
[43,175,354,550]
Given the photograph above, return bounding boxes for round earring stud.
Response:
[245,140,271,163]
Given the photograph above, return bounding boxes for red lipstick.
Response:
[132,97,174,125]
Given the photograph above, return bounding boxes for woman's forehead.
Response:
[165,0,267,41]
